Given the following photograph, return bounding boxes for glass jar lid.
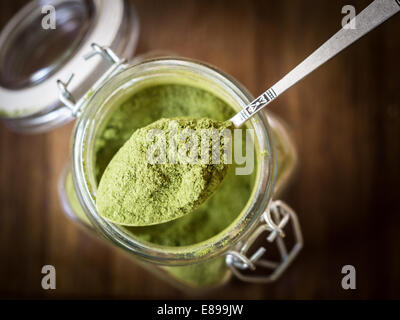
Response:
[0,0,139,133]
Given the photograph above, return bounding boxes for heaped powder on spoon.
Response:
[96,117,234,226]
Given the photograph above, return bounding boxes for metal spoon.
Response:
[230,0,400,128]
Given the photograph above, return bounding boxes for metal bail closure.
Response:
[57,44,128,117]
[226,200,303,283]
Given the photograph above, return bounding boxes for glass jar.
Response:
[58,55,302,290]
[1,0,302,291]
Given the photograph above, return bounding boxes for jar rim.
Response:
[72,57,276,265]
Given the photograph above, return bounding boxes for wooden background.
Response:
[0,0,399,299]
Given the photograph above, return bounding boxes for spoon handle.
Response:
[231,0,400,127]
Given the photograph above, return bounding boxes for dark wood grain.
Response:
[0,0,399,299]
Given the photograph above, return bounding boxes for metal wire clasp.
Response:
[57,43,127,117]
[226,200,303,283]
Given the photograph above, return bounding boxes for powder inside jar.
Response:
[93,84,257,287]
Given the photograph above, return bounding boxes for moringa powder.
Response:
[96,117,233,226]
[91,84,257,287]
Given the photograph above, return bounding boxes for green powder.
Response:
[65,173,91,226]
[92,84,256,287]
[96,118,233,226]
[163,257,229,288]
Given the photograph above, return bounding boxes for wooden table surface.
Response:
[0,0,399,299]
